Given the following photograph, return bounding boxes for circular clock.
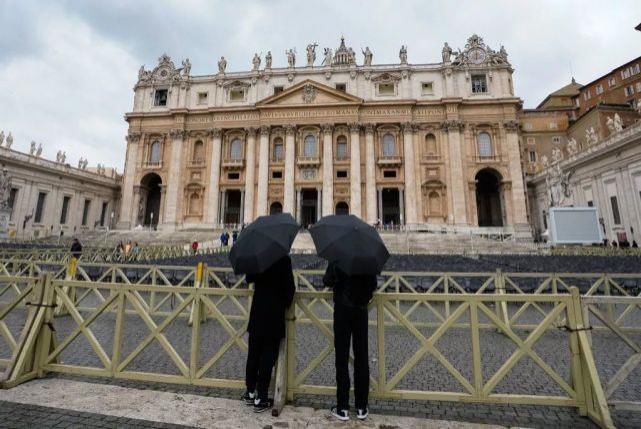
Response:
[468,48,486,64]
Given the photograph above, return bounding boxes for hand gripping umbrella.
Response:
[309,214,389,275]
[229,213,299,274]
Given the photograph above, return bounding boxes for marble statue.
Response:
[541,155,549,168]
[0,169,10,210]
[265,51,272,69]
[441,42,452,62]
[348,47,356,64]
[585,127,598,146]
[566,138,578,156]
[181,58,191,77]
[56,150,62,163]
[5,132,12,149]
[286,48,296,68]
[61,151,66,164]
[614,113,624,132]
[361,47,373,66]
[29,141,36,156]
[217,56,227,74]
[322,48,333,66]
[78,157,84,169]
[551,147,563,164]
[399,45,408,64]
[306,43,317,66]
[82,159,88,169]
[499,45,508,62]
[36,143,42,157]
[606,116,616,133]
[137,65,151,83]
[0,131,4,146]
[252,53,261,71]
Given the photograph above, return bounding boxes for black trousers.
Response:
[333,302,370,410]
[245,333,280,401]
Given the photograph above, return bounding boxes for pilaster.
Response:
[205,128,223,225]
[243,127,257,223]
[162,128,186,230]
[284,125,296,216]
[402,122,417,224]
[256,126,270,216]
[321,123,334,216]
[349,123,362,218]
[365,124,377,224]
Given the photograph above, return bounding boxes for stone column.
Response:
[205,129,223,226]
[158,185,166,225]
[118,133,140,229]
[296,188,302,224]
[365,124,377,224]
[349,123,362,218]
[219,190,226,224]
[402,122,417,225]
[131,185,141,227]
[284,125,296,215]
[243,127,257,223]
[316,187,322,221]
[504,121,528,226]
[399,188,405,225]
[163,129,186,230]
[377,188,383,222]
[239,190,245,225]
[256,126,270,216]
[321,124,334,216]
[445,121,468,225]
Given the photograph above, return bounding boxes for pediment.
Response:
[257,80,362,107]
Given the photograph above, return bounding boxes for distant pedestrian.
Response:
[241,256,295,413]
[70,238,83,259]
[220,231,228,247]
[324,261,376,421]
[191,240,199,255]
[232,230,238,245]
[132,242,141,260]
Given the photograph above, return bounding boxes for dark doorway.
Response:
[335,201,349,215]
[270,201,283,215]
[224,190,242,224]
[141,173,162,227]
[382,188,401,225]
[301,189,318,228]
[475,169,503,227]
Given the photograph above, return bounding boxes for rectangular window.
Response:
[636,82,641,92]
[197,92,208,105]
[610,196,621,225]
[552,136,561,144]
[229,88,245,101]
[271,171,282,179]
[100,202,108,227]
[335,83,346,92]
[471,75,487,93]
[634,64,640,74]
[625,85,634,96]
[526,137,536,144]
[595,84,603,95]
[587,200,594,207]
[523,123,533,131]
[154,89,168,106]
[377,83,395,96]
[34,192,47,223]
[383,170,397,178]
[528,151,536,162]
[60,196,71,224]
[8,188,17,221]
[273,86,284,95]
[227,172,240,180]
[549,122,558,130]
[81,199,91,226]
[421,82,434,95]
[608,77,616,87]
[336,170,348,178]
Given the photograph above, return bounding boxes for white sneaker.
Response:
[356,407,369,420]
[331,406,349,421]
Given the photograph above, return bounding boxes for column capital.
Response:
[259,125,270,136]
[285,125,297,135]
[348,122,361,133]
[127,132,141,143]
[364,123,376,135]
[401,122,417,133]
[440,120,463,132]
[169,128,187,139]
[209,128,223,138]
[321,123,334,134]
[503,120,519,132]
[245,127,258,137]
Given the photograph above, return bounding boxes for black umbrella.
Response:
[309,214,389,275]
[228,213,299,274]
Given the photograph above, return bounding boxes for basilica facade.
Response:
[119,35,529,235]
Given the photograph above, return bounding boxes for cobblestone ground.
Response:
[0,400,196,429]
[2,287,641,428]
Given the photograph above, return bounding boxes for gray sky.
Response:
[1,0,640,171]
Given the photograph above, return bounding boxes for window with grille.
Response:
[610,196,622,225]
[60,196,71,224]
[382,133,396,156]
[82,199,91,226]
[529,151,536,162]
[303,135,317,157]
[273,139,284,161]
[230,138,242,160]
[35,192,47,223]
[149,141,161,163]
[477,132,492,157]
[471,75,487,93]
[154,89,168,106]
[8,188,17,221]
[336,136,348,159]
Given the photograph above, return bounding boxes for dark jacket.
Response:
[323,262,377,309]
[70,241,82,258]
[246,256,296,339]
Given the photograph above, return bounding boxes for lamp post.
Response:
[150,212,154,232]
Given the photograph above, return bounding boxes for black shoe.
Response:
[241,390,256,406]
[253,398,273,413]
[356,407,369,420]
[330,406,349,421]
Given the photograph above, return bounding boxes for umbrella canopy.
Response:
[228,213,299,274]
[309,214,389,275]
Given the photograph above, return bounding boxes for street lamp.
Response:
[150,212,154,231]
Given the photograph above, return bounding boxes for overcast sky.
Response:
[1,0,640,171]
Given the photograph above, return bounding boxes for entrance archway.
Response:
[335,201,349,215]
[140,173,162,227]
[301,189,318,228]
[475,169,503,227]
[270,202,283,215]
[382,188,401,225]
[224,190,242,224]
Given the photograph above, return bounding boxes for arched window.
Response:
[230,138,242,160]
[335,201,349,215]
[382,133,396,156]
[272,137,284,161]
[270,202,283,215]
[192,140,204,162]
[429,191,441,215]
[303,135,317,157]
[477,132,493,157]
[425,134,437,155]
[189,192,201,214]
[336,136,348,159]
[149,141,161,163]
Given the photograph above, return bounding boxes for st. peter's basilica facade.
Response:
[119,35,529,235]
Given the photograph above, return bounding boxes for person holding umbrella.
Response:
[229,213,299,413]
[310,214,389,421]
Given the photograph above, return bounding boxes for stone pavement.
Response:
[0,379,508,429]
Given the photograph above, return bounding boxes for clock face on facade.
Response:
[468,48,486,64]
